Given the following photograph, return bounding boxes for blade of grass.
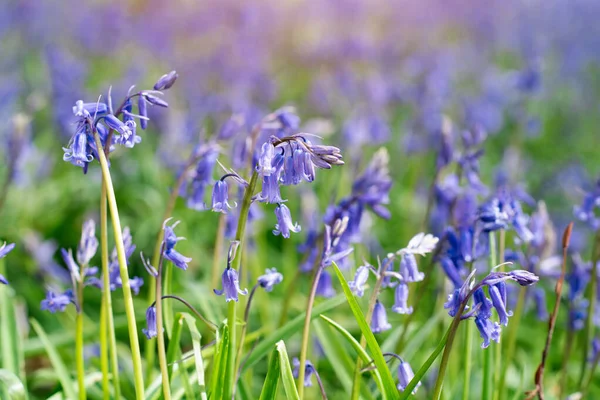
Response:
[259,346,281,400]
[319,315,385,394]
[0,369,27,400]
[276,340,300,400]
[209,323,229,400]
[166,314,184,381]
[30,319,77,400]
[243,294,346,371]
[330,262,399,400]
[181,313,207,400]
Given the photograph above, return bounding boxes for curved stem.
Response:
[298,265,324,400]
[159,295,218,331]
[225,171,259,399]
[155,247,172,400]
[75,285,86,400]
[100,184,120,399]
[94,133,145,400]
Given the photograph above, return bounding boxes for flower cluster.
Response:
[62,71,177,172]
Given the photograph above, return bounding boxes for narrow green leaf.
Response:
[330,262,399,400]
[243,294,346,371]
[181,313,207,400]
[276,341,300,400]
[30,319,77,400]
[209,323,229,400]
[0,369,26,400]
[319,315,385,394]
[259,348,281,400]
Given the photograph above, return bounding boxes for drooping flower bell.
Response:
[77,220,98,266]
[392,283,413,314]
[153,70,178,91]
[257,268,284,292]
[475,314,501,348]
[397,360,421,394]
[214,267,248,302]
[41,289,74,313]
[292,357,316,387]
[211,179,235,213]
[142,305,158,339]
[162,220,192,270]
[349,265,371,297]
[488,282,513,326]
[371,300,392,333]
[273,204,301,238]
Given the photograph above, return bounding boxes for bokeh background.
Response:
[2,0,600,398]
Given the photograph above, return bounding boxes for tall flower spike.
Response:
[142,305,158,339]
[257,268,284,292]
[392,283,413,314]
[273,204,301,238]
[371,300,392,333]
[162,220,192,270]
[214,267,248,302]
[397,360,421,394]
[77,220,98,266]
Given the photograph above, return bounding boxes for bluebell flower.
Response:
[141,92,169,108]
[533,288,549,321]
[77,220,98,266]
[0,242,15,259]
[399,253,424,282]
[574,180,600,230]
[103,114,132,137]
[0,275,6,285]
[439,256,463,288]
[349,265,371,297]
[256,142,276,176]
[142,305,158,339]
[61,248,81,281]
[350,148,392,219]
[444,269,476,317]
[392,283,413,314]
[273,204,301,238]
[475,314,501,348]
[184,144,219,210]
[137,95,148,130]
[63,128,93,168]
[211,180,235,213]
[163,220,192,270]
[371,300,392,333]
[153,70,178,91]
[214,267,248,302]
[482,270,540,286]
[397,360,421,393]
[478,198,510,232]
[41,289,74,313]
[257,268,283,292]
[489,282,513,326]
[72,100,107,117]
[292,357,316,387]
[473,288,493,319]
[316,270,336,298]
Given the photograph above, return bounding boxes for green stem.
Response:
[580,230,600,386]
[0,257,16,400]
[225,171,259,400]
[76,285,86,400]
[493,229,505,400]
[559,326,574,398]
[101,184,120,399]
[498,286,526,398]
[99,299,109,398]
[212,213,227,289]
[94,133,145,400]
[155,250,172,400]
[462,318,473,400]
[482,231,497,400]
[298,265,324,400]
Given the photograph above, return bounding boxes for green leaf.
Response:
[259,348,281,400]
[209,322,229,400]
[313,319,375,399]
[30,319,77,400]
[0,369,27,400]
[180,313,207,400]
[330,262,399,400]
[166,313,185,381]
[276,341,300,400]
[319,315,385,394]
[243,294,346,371]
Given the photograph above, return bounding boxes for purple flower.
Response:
[142,306,158,339]
[41,289,73,313]
[0,242,15,259]
[138,95,148,130]
[63,128,92,168]
[163,221,192,271]
[371,301,392,333]
[399,253,424,282]
[489,282,513,326]
[478,198,510,232]
[397,360,421,393]
[349,265,371,297]
[273,204,301,238]
[256,142,276,176]
[0,275,7,285]
[103,114,132,137]
[475,314,501,348]
[483,270,540,287]
[153,70,178,91]
[444,269,476,317]
[292,357,316,387]
[257,268,283,292]
[214,267,248,302]
[72,100,107,117]
[316,270,336,298]
[211,180,235,213]
[184,144,219,210]
[473,288,493,319]
[574,180,600,230]
[141,92,169,108]
[392,283,413,314]
[77,220,98,266]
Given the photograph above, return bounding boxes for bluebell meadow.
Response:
[2,2,600,399]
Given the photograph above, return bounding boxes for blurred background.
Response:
[2,0,600,398]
